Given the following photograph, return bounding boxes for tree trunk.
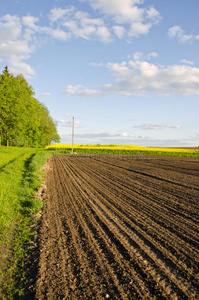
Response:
[6,132,9,146]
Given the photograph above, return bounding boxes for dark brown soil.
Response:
[32,154,199,299]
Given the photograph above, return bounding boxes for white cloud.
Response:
[23,10,104,43]
[58,119,81,128]
[22,15,39,30]
[63,10,111,42]
[23,28,35,41]
[48,1,161,41]
[129,22,151,37]
[45,6,112,42]
[0,8,114,78]
[103,84,132,96]
[147,52,158,59]
[146,6,160,22]
[64,113,70,117]
[61,131,197,147]
[84,0,145,24]
[133,51,143,60]
[0,15,30,58]
[105,55,199,95]
[9,57,35,77]
[0,39,34,77]
[49,6,75,23]
[134,123,181,130]
[46,28,71,40]
[107,61,131,79]
[135,61,159,77]
[64,54,199,97]
[132,51,158,61]
[168,26,194,43]
[0,0,159,80]
[0,14,36,77]
[64,20,95,39]
[64,84,82,94]
[63,84,101,97]
[81,0,161,37]
[113,26,126,38]
[180,59,194,65]
[0,1,161,77]
[22,14,72,41]
[0,15,21,42]
[90,62,104,67]
[75,11,104,26]
[96,26,112,42]
[66,131,151,139]
[0,40,32,56]
[40,92,51,97]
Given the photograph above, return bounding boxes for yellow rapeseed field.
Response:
[45,144,199,154]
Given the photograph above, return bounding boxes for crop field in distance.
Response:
[45,144,199,157]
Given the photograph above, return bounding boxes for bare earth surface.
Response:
[33,154,199,299]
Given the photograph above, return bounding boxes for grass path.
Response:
[0,147,52,299]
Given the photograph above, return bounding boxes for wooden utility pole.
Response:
[72,116,74,154]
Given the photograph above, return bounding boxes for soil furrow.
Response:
[73,157,199,236]
[67,157,199,264]
[34,154,199,300]
[63,156,199,298]
[57,156,154,299]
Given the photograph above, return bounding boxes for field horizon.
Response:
[45,144,199,157]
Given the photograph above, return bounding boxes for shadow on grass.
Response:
[21,154,44,299]
[0,154,24,174]
[19,153,36,214]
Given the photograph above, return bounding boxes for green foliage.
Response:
[0,67,60,147]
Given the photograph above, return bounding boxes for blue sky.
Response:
[1,0,199,147]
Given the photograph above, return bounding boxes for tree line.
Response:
[0,67,60,147]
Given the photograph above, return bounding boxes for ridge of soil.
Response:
[30,154,199,299]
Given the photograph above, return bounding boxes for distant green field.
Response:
[0,146,52,299]
[46,144,199,157]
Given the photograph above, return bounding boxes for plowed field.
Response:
[35,154,199,299]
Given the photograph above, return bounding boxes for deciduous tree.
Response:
[0,67,60,147]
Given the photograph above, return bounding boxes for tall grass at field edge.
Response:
[0,147,52,299]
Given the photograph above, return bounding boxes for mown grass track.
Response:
[34,154,199,300]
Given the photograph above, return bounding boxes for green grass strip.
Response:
[0,147,52,299]
[47,148,199,157]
